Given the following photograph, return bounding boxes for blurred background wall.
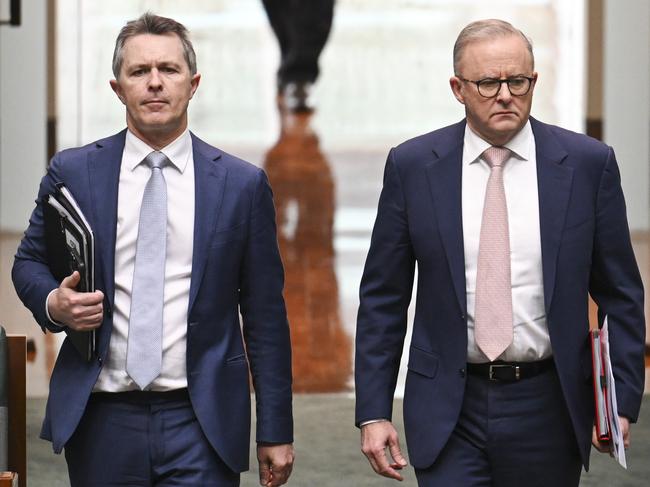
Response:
[0,0,648,398]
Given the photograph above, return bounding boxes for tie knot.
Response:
[144,151,168,170]
[482,146,511,168]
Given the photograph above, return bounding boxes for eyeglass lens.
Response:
[478,77,530,97]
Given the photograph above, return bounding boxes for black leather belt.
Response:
[466,358,554,382]
[90,388,189,404]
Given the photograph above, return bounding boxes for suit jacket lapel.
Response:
[87,130,125,352]
[188,133,226,314]
[87,131,125,311]
[426,123,467,316]
[531,118,573,314]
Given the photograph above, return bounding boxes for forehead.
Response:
[121,33,185,67]
[458,35,532,76]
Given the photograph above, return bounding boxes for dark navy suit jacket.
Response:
[355,118,645,470]
[13,130,293,473]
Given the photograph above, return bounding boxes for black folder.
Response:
[43,184,96,361]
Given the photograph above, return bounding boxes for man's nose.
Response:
[148,69,163,89]
[496,81,512,103]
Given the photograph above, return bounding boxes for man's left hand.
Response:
[592,416,630,453]
[257,443,294,486]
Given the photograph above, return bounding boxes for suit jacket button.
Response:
[459,368,466,378]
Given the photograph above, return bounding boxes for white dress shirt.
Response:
[93,129,195,391]
[462,121,552,363]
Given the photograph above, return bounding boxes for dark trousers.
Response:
[64,390,239,487]
[415,366,582,487]
[262,0,335,85]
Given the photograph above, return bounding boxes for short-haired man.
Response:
[13,13,294,487]
[355,19,645,486]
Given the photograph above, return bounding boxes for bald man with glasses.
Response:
[355,19,645,486]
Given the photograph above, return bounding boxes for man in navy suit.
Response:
[355,19,645,486]
[13,13,293,487]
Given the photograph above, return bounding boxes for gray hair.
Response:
[453,19,534,74]
[112,12,197,79]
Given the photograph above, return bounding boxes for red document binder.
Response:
[590,329,610,442]
[589,319,626,467]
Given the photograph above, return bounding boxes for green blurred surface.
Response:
[27,394,650,486]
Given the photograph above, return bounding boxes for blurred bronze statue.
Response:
[264,111,351,391]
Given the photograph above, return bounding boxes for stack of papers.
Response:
[590,317,626,468]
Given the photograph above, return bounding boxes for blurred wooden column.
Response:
[586,0,603,141]
[586,0,602,330]
[7,336,25,487]
[47,0,57,160]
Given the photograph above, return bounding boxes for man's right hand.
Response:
[361,421,408,481]
[48,271,104,330]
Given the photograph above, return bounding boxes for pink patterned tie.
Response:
[474,146,513,361]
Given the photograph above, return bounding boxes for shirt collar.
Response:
[463,119,533,166]
[124,129,192,173]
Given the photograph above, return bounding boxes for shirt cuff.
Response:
[360,419,389,427]
[45,289,66,328]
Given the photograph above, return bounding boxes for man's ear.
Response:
[110,79,126,105]
[189,73,201,99]
[449,76,465,105]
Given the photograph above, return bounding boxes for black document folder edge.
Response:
[56,184,95,287]
[46,197,91,290]
[44,185,96,361]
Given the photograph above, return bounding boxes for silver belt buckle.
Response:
[488,364,521,381]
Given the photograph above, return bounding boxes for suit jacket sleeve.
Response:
[589,146,645,422]
[355,149,415,426]
[239,169,293,443]
[12,154,68,334]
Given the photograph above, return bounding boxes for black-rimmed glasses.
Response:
[456,76,536,98]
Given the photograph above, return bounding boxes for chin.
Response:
[139,118,175,132]
[491,119,522,134]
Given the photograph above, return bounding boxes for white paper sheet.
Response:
[601,317,627,469]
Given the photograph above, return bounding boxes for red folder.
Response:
[590,329,610,442]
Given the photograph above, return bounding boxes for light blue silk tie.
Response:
[126,151,168,390]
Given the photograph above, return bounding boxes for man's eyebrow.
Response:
[157,60,182,67]
[126,60,182,70]
[478,73,530,79]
